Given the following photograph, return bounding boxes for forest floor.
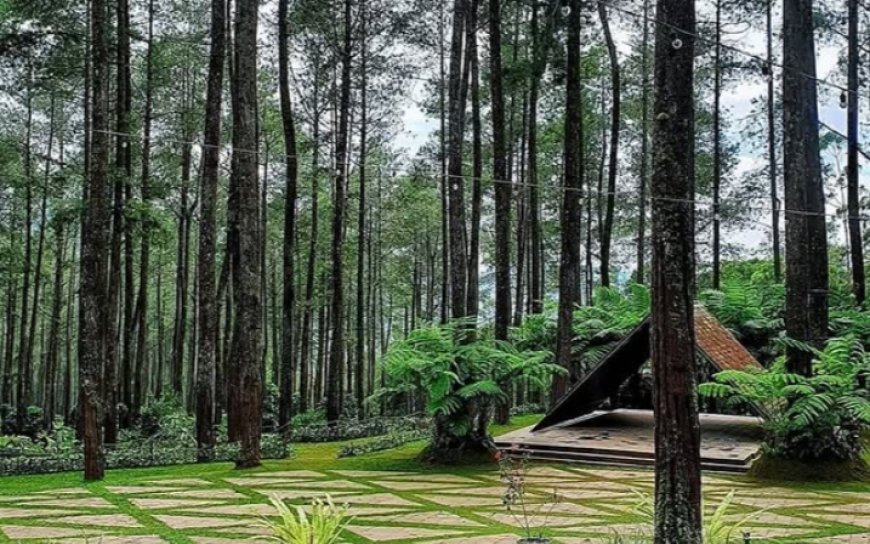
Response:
[0,416,867,543]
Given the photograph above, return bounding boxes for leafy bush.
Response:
[262,496,350,544]
[139,395,192,440]
[291,416,427,443]
[700,336,870,461]
[370,321,562,457]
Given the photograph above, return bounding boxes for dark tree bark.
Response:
[16,84,33,429]
[171,131,193,397]
[553,0,584,401]
[846,0,864,305]
[598,1,620,288]
[195,0,225,462]
[44,223,65,427]
[765,0,781,283]
[490,0,511,424]
[446,0,468,321]
[466,0,482,319]
[229,0,263,467]
[134,0,155,417]
[299,75,322,415]
[783,0,828,376]
[1,283,14,406]
[439,4,450,324]
[650,0,702,540]
[355,0,369,417]
[278,0,298,430]
[637,0,650,285]
[79,0,110,480]
[711,0,722,290]
[325,0,353,422]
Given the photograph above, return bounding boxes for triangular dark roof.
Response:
[534,306,761,431]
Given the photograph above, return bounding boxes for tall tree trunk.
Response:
[325,0,353,423]
[783,0,828,375]
[651,0,702,540]
[355,0,368,417]
[466,0,482,318]
[527,3,546,314]
[195,0,225,462]
[278,0,298,430]
[229,0,263,467]
[439,5,449,324]
[44,224,65,427]
[637,0,650,285]
[134,0,155,418]
[172,128,193,397]
[711,0,722,290]
[299,80,322,416]
[490,0,510,423]
[553,0,584,401]
[447,0,468,321]
[16,83,33,430]
[846,0,864,305]
[1,283,14,406]
[765,0,781,282]
[598,1,620,288]
[80,0,110,480]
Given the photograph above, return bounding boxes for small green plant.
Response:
[498,453,561,543]
[262,495,350,544]
[610,489,764,543]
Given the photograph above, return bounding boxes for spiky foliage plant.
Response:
[262,495,350,544]
[700,336,870,461]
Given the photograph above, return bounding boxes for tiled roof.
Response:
[694,305,762,372]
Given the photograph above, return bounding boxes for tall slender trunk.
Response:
[16,82,33,429]
[229,0,263,467]
[651,0,701,539]
[195,0,225,461]
[134,0,155,418]
[447,0,468,321]
[466,0,482,318]
[278,0,298,429]
[355,0,368,416]
[782,0,828,375]
[44,225,66,427]
[439,5,449,324]
[637,0,650,284]
[299,80,322,415]
[846,0,864,305]
[172,126,193,397]
[63,241,77,423]
[598,2,620,288]
[325,0,353,423]
[1,283,14,406]
[554,0,584,401]
[80,0,110,480]
[711,0,722,290]
[765,0,780,282]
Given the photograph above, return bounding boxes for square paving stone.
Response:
[347,524,467,541]
[0,507,78,519]
[154,514,248,529]
[364,511,484,527]
[130,497,230,509]
[2,525,98,540]
[53,514,142,528]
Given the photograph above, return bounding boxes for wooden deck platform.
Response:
[496,409,764,473]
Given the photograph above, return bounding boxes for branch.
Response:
[819,121,870,162]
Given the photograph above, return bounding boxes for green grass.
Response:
[0,414,866,544]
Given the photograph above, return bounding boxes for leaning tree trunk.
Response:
[229,0,263,468]
[598,1,620,288]
[553,0,584,402]
[195,0,225,462]
[650,0,702,540]
[79,0,111,480]
[783,0,828,376]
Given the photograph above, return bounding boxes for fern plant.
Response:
[369,322,563,456]
[262,495,350,544]
[700,335,870,461]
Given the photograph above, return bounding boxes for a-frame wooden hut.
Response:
[496,306,764,473]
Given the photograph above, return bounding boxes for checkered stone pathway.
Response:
[0,466,868,542]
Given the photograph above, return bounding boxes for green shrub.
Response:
[262,496,350,544]
[370,321,562,457]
